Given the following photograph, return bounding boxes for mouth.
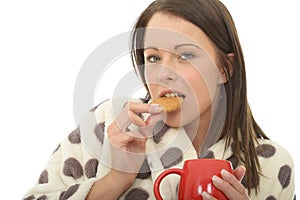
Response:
[152,90,185,113]
[159,90,186,99]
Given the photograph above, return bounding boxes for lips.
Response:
[159,89,186,99]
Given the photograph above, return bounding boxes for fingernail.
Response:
[150,104,163,113]
[221,169,230,178]
[202,191,211,199]
[212,175,223,185]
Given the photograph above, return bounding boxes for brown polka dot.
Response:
[137,158,151,179]
[256,144,276,158]
[38,169,48,184]
[90,99,109,112]
[36,195,47,200]
[63,158,83,179]
[60,192,66,200]
[23,195,35,200]
[160,147,183,169]
[52,143,61,154]
[293,195,296,200]
[226,155,239,169]
[68,128,81,144]
[266,196,276,200]
[153,121,169,144]
[199,150,215,159]
[278,164,292,188]
[124,188,149,200]
[59,184,80,200]
[84,158,99,179]
[94,122,105,144]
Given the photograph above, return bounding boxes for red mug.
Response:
[154,159,233,200]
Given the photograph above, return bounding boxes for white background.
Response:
[0,0,298,199]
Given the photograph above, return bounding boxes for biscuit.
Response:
[151,97,183,112]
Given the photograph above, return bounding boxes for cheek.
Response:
[144,67,158,96]
[191,66,220,98]
[144,65,160,82]
[185,68,220,111]
[147,84,159,98]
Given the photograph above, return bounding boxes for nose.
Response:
[158,62,177,83]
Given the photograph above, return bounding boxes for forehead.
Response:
[144,13,215,53]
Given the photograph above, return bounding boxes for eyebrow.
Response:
[144,43,203,51]
[144,46,159,51]
[174,43,203,50]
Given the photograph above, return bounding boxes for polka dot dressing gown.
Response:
[23,99,295,200]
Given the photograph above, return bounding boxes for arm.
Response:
[23,101,163,200]
[87,102,163,199]
[86,170,136,200]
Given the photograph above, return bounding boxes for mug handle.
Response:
[153,168,183,200]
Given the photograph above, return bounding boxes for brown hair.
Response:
[130,0,269,194]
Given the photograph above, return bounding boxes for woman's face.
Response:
[143,12,223,128]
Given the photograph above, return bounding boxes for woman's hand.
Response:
[86,102,163,200]
[202,166,250,200]
[107,101,163,175]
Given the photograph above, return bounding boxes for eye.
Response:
[146,55,161,63]
[179,53,195,61]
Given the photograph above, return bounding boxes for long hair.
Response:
[130,0,269,194]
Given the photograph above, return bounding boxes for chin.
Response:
[164,110,189,128]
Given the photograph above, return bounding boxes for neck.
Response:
[184,108,211,155]
[183,87,224,155]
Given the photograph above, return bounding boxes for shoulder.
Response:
[255,139,295,197]
[256,138,294,166]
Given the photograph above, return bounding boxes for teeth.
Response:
[163,93,184,98]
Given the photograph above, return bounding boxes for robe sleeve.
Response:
[23,100,110,200]
[253,139,296,200]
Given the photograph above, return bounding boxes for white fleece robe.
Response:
[23,99,295,200]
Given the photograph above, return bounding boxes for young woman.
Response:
[23,0,295,199]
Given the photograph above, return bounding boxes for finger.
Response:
[107,122,113,133]
[127,102,162,114]
[110,130,146,145]
[107,121,126,136]
[109,131,133,146]
[126,130,147,140]
[128,110,146,126]
[116,110,148,131]
[115,103,163,131]
[212,169,247,199]
[202,191,217,200]
[221,169,246,193]
[212,175,241,199]
[234,165,246,181]
[128,131,147,149]
[110,132,147,154]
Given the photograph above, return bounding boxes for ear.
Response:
[218,53,234,84]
